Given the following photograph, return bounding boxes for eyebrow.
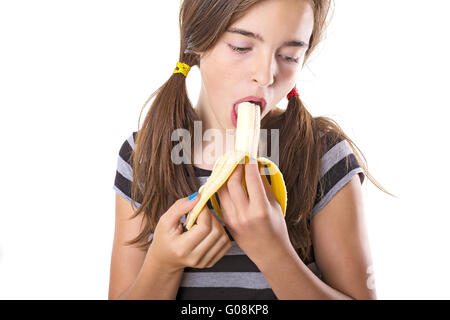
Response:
[226,27,308,48]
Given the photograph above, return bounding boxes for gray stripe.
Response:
[180,272,271,289]
[180,263,321,289]
[113,185,142,209]
[127,133,135,150]
[320,140,353,178]
[117,155,133,181]
[226,241,245,255]
[197,176,209,184]
[311,168,363,218]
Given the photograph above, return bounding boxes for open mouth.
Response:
[234,101,264,116]
[232,100,264,127]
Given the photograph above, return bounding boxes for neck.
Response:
[193,98,235,170]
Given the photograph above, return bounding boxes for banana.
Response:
[184,102,287,230]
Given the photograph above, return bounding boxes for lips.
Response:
[231,96,267,127]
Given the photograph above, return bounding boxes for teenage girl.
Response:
[110,0,392,300]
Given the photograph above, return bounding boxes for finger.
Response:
[180,206,213,251]
[200,235,232,268]
[192,228,229,267]
[245,158,269,205]
[204,239,233,268]
[226,164,249,212]
[217,183,237,227]
[163,194,200,232]
[195,204,213,228]
[193,215,230,267]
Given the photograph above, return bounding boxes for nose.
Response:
[252,53,275,87]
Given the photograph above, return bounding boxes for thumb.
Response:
[164,192,200,230]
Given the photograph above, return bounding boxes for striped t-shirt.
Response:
[113,131,365,299]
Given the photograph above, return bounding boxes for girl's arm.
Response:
[109,194,183,300]
[115,253,184,300]
[258,175,377,300]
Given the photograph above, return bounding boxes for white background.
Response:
[0,0,449,299]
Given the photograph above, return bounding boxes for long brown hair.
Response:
[127,0,395,262]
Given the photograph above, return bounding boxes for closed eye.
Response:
[228,45,299,63]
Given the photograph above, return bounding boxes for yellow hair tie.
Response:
[173,62,191,77]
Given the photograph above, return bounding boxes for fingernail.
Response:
[188,192,198,201]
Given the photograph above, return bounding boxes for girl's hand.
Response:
[146,194,232,274]
[217,159,293,267]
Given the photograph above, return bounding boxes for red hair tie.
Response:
[287,87,300,100]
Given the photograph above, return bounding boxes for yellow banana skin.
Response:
[184,102,288,230]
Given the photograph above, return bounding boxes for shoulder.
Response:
[113,131,139,205]
[118,131,138,161]
[311,129,365,219]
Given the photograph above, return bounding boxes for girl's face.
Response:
[196,0,314,131]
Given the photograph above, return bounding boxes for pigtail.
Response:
[261,93,320,261]
[283,95,321,260]
[127,53,201,250]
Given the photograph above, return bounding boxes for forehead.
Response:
[227,0,314,46]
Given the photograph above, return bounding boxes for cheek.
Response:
[201,59,237,117]
[279,64,297,80]
[202,57,226,93]
[203,50,243,90]
[215,52,243,81]
[202,47,239,84]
